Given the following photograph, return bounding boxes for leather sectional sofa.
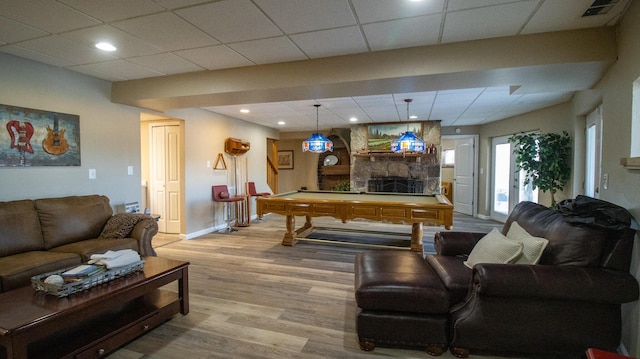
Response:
[0,195,158,293]
[355,198,639,358]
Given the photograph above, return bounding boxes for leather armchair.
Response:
[355,198,639,358]
[435,200,639,358]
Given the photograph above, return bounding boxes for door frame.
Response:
[442,134,479,217]
[141,118,185,235]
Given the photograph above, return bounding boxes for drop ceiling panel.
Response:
[127,53,204,75]
[442,1,540,43]
[72,60,164,80]
[1,45,73,67]
[290,27,368,58]
[57,0,164,22]
[112,12,218,51]
[16,36,117,65]
[352,0,445,23]
[176,0,283,43]
[0,0,100,33]
[523,0,631,34]
[363,15,442,51]
[228,37,306,65]
[62,25,163,58]
[254,0,356,34]
[174,45,254,70]
[0,17,48,43]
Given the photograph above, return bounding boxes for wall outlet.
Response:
[207,160,211,168]
[89,169,96,179]
[603,173,609,190]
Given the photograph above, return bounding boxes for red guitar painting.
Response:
[6,120,34,154]
[42,116,69,155]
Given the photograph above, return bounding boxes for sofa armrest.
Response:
[434,231,487,256]
[472,263,639,304]
[130,218,158,257]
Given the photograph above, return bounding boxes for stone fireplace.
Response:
[349,122,441,195]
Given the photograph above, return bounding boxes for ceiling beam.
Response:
[111,27,617,112]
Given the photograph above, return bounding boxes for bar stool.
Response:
[247,182,271,222]
[212,185,243,233]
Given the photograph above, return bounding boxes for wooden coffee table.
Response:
[0,256,189,359]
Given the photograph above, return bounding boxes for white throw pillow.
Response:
[506,221,549,264]
[464,228,524,269]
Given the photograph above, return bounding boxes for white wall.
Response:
[0,53,142,209]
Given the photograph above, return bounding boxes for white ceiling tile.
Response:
[112,12,218,51]
[352,0,444,23]
[0,45,73,67]
[522,0,631,34]
[61,25,163,58]
[0,17,48,43]
[16,35,117,65]
[446,0,529,12]
[228,37,306,65]
[254,0,356,34]
[174,45,254,70]
[67,64,128,81]
[442,1,539,43]
[363,15,442,51]
[72,60,164,80]
[151,0,211,9]
[128,53,204,74]
[176,0,282,43]
[57,0,164,22]
[0,0,100,33]
[290,26,368,58]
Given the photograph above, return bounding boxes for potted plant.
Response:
[508,131,571,207]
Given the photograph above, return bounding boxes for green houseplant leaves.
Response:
[508,131,571,207]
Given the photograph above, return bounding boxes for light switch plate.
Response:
[89,169,96,179]
[127,166,133,175]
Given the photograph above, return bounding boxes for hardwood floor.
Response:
[111,214,522,359]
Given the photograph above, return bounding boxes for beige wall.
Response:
[0,52,279,238]
[0,53,142,209]
[581,1,640,354]
[162,107,279,237]
[277,133,320,193]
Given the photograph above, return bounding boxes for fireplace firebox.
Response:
[368,177,424,193]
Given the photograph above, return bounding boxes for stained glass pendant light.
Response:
[302,104,333,153]
[390,99,426,153]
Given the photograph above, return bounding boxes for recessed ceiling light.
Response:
[240,109,250,113]
[409,115,418,119]
[349,117,358,122]
[95,42,116,52]
[277,121,285,125]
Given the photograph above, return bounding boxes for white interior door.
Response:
[585,106,602,198]
[453,137,475,215]
[150,124,182,234]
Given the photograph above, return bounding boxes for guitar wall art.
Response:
[0,104,80,167]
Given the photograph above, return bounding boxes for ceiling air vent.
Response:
[582,0,620,17]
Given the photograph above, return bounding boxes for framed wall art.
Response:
[367,122,423,151]
[1,104,80,167]
[277,150,294,170]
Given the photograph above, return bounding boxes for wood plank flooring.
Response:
[110,213,524,359]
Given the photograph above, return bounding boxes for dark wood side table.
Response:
[0,256,189,359]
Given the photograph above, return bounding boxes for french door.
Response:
[491,135,538,222]
[585,106,602,198]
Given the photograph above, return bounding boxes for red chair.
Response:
[212,185,243,233]
[246,182,270,222]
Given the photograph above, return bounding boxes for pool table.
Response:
[256,190,453,252]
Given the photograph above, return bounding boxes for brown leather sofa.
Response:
[355,199,639,358]
[0,195,158,293]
